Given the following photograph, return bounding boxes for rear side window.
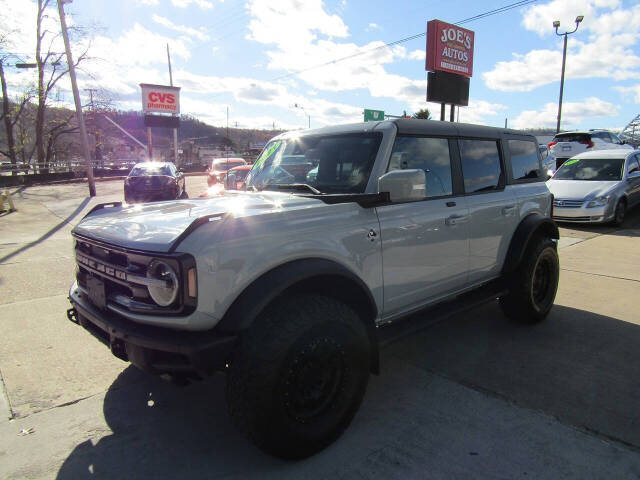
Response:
[388,137,453,198]
[459,139,502,193]
[508,140,541,181]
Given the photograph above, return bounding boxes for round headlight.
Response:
[146,260,179,307]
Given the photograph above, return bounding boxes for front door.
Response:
[376,136,469,317]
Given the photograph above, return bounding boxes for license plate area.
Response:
[86,275,107,310]
[561,145,571,151]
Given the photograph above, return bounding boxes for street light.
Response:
[294,103,310,128]
[554,15,584,134]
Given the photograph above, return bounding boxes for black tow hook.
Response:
[67,307,79,324]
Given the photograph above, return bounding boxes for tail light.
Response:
[580,140,595,148]
[548,141,557,148]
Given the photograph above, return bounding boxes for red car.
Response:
[223,165,252,190]
[207,157,247,187]
[199,165,253,198]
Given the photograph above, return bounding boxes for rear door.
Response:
[459,138,520,285]
[377,135,469,317]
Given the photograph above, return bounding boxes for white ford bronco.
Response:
[68,119,559,459]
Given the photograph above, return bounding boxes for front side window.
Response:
[388,137,453,198]
[553,157,625,181]
[459,139,503,193]
[246,133,382,194]
[508,140,541,181]
[627,156,640,175]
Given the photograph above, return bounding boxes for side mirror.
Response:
[628,171,640,179]
[378,169,426,203]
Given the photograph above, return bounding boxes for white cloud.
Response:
[171,0,214,10]
[408,49,425,61]
[246,0,426,107]
[511,97,618,129]
[522,0,621,37]
[152,14,210,41]
[485,1,640,91]
[367,23,381,31]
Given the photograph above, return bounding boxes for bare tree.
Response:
[0,34,32,174]
[34,0,88,173]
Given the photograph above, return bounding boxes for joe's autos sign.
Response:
[140,83,181,115]
[426,20,475,78]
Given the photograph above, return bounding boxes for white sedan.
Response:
[546,149,640,225]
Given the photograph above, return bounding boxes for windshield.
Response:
[245,133,382,194]
[129,164,172,176]
[553,157,624,181]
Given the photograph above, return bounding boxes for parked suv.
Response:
[548,129,632,168]
[68,119,559,459]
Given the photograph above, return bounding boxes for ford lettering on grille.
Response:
[77,254,127,281]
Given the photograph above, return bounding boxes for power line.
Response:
[270,0,540,82]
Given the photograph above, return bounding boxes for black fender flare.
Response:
[502,213,559,275]
[216,258,380,373]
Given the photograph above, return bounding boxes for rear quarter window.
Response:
[508,140,542,182]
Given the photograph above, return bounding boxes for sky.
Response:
[1,0,640,133]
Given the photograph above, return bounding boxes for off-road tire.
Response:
[226,294,371,460]
[611,199,626,226]
[499,236,559,324]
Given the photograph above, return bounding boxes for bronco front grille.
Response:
[72,235,195,316]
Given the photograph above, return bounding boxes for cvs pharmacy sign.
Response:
[140,83,181,114]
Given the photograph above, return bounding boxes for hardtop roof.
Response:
[273,119,534,140]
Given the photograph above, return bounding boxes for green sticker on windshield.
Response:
[564,159,580,166]
[253,141,281,170]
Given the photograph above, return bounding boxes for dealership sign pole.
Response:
[140,83,181,161]
[425,19,474,122]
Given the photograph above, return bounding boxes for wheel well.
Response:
[216,259,380,374]
[502,214,559,275]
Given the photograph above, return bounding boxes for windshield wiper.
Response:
[274,184,322,194]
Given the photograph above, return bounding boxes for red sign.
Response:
[426,20,475,78]
[140,84,180,115]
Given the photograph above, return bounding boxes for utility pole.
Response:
[167,44,178,165]
[57,0,95,196]
[554,15,584,134]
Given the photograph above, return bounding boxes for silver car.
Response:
[547,149,640,224]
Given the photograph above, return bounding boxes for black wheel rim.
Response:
[532,256,553,306]
[282,337,345,422]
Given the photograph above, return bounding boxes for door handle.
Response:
[502,205,517,215]
[445,214,469,226]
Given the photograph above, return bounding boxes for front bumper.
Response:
[68,282,236,378]
[553,204,614,223]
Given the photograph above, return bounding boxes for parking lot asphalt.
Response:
[1,179,640,479]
